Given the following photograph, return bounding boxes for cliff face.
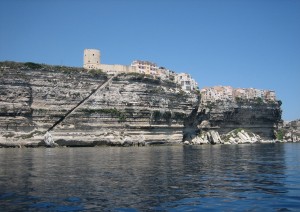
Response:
[0,62,283,147]
[281,119,300,142]
[52,73,198,146]
[183,100,282,143]
[0,62,198,146]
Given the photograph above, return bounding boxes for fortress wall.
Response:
[97,64,136,75]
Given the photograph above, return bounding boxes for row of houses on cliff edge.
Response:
[200,86,276,103]
[83,49,198,92]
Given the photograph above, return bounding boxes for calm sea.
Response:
[0,143,300,211]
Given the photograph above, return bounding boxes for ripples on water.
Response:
[0,143,300,211]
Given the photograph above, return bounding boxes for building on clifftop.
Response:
[131,60,158,75]
[83,49,100,70]
[175,73,198,92]
[83,49,199,92]
[83,48,135,75]
[200,86,277,103]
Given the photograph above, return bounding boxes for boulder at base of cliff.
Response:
[189,130,222,145]
[283,132,300,142]
[221,129,262,144]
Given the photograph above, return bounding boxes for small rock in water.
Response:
[183,141,190,145]
[44,131,55,147]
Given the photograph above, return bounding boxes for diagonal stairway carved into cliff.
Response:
[47,74,116,132]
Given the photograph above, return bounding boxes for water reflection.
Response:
[0,144,299,211]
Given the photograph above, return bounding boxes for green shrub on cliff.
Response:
[151,110,173,125]
[173,112,187,121]
[122,72,145,77]
[235,97,243,103]
[153,111,187,123]
[25,62,43,70]
[89,69,104,77]
[163,111,172,123]
[118,113,127,122]
[276,129,285,140]
[80,108,127,122]
[152,110,161,122]
[255,97,264,105]
[0,61,23,69]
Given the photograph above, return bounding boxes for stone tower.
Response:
[83,49,100,69]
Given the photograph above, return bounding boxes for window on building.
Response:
[186,81,191,85]
[181,81,184,86]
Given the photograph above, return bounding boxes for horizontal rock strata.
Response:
[183,99,282,144]
[0,63,198,147]
[1,62,289,147]
[280,119,300,142]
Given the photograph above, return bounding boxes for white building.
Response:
[265,90,276,101]
[175,73,198,92]
[156,67,177,81]
[234,88,248,99]
[131,60,158,76]
[200,86,233,103]
[201,86,277,103]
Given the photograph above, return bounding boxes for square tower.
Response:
[83,49,100,69]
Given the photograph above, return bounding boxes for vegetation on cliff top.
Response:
[115,72,177,87]
[235,96,280,106]
[0,61,108,79]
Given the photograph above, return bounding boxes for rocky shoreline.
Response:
[0,127,299,148]
[184,129,299,145]
[0,138,298,148]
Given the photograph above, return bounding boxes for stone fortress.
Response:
[83,49,198,92]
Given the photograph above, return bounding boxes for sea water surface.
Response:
[0,143,300,211]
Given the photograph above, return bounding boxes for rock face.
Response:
[280,119,300,142]
[0,62,198,147]
[183,100,282,144]
[0,62,284,147]
[187,129,263,145]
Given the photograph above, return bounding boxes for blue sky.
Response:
[0,0,299,120]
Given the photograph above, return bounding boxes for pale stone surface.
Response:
[189,129,277,145]
[282,119,300,142]
[0,64,198,147]
[0,62,290,147]
[183,141,190,145]
[44,131,54,146]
